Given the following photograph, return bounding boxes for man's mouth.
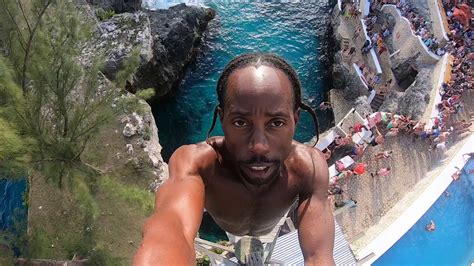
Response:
[241,163,275,179]
[249,165,270,171]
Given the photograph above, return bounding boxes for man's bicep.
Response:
[297,151,335,265]
[150,145,206,243]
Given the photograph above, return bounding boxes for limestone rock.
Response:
[82,4,215,98]
[396,68,432,119]
[132,4,215,97]
[379,68,433,119]
[378,90,403,113]
[148,179,163,192]
[81,11,152,82]
[391,53,420,83]
[331,53,349,89]
[353,96,372,117]
[123,122,137,137]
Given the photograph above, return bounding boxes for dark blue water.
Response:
[151,0,335,161]
[374,159,474,265]
[0,178,28,254]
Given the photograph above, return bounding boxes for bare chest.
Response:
[202,168,299,236]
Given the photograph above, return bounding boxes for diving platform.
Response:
[271,221,357,265]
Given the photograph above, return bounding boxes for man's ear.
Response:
[294,108,300,124]
[218,106,224,122]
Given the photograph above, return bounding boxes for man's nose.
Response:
[249,129,269,155]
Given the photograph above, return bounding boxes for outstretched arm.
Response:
[297,149,335,266]
[133,144,211,265]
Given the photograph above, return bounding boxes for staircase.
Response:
[370,91,385,111]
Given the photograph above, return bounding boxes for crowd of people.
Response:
[352,60,389,94]
[428,0,473,149]
[328,0,472,210]
[394,1,446,55]
[327,107,471,207]
[363,3,392,56]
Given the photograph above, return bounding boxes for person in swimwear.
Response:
[425,220,435,232]
[374,150,392,160]
[134,53,335,265]
[349,143,365,158]
[334,134,352,149]
[371,167,391,177]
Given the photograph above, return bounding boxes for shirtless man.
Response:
[133,54,335,265]
[374,150,392,160]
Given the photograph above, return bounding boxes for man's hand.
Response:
[133,144,214,265]
[297,148,335,266]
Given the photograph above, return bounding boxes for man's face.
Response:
[220,65,299,186]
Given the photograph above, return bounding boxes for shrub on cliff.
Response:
[0,0,121,185]
[0,0,126,261]
[0,57,35,177]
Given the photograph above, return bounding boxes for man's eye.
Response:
[270,120,285,127]
[233,120,248,127]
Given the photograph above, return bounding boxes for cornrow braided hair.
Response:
[207,53,319,146]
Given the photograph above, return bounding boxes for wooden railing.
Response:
[436,0,451,40]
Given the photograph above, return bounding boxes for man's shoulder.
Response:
[288,142,328,183]
[170,141,219,170]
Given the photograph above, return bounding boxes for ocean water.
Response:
[150,0,335,161]
[0,178,28,255]
[374,159,474,266]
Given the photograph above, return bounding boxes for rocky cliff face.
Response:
[83,3,215,98]
[132,4,215,96]
[87,0,142,13]
[79,3,215,181]
[379,68,433,119]
[329,7,372,122]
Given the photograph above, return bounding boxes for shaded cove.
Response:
[151,1,336,162]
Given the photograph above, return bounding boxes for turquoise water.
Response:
[150,0,335,161]
[374,159,474,265]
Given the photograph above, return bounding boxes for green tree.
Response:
[0,0,120,186]
[0,1,141,262]
[0,56,34,177]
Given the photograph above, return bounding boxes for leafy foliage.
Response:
[136,88,156,101]
[115,48,141,89]
[95,8,115,21]
[0,0,120,185]
[0,57,34,177]
[0,1,152,262]
[98,175,154,214]
[0,0,128,261]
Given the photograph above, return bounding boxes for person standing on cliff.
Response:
[133,53,335,265]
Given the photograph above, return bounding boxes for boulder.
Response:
[396,68,432,119]
[391,52,420,82]
[378,90,403,113]
[82,4,215,98]
[81,11,152,81]
[331,53,349,89]
[379,68,433,119]
[353,96,373,117]
[123,122,137,137]
[131,4,215,96]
